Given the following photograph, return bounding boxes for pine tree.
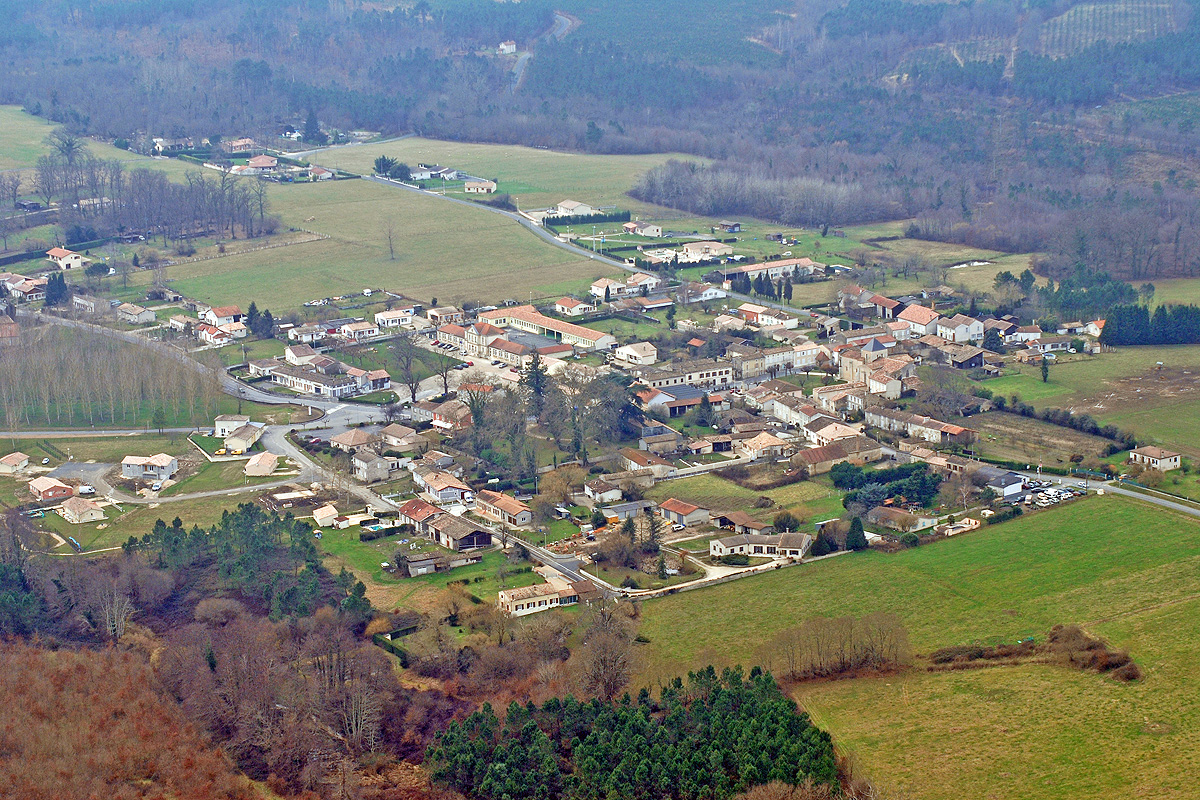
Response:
[846,517,868,551]
[622,516,636,542]
[244,301,259,332]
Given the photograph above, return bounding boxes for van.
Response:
[151,481,162,491]
[78,484,95,496]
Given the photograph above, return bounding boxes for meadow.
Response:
[636,495,1200,800]
[978,345,1200,457]
[968,410,1117,465]
[644,472,845,526]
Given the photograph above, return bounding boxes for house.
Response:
[121,453,178,482]
[288,324,326,343]
[714,510,774,536]
[416,470,474,504]
[623,220,663,237]
[224,422,265,454]
[375,308,414,328]
[476,490,533,527]
[429,514,492,551]
[226,137,256,153]
[896,304,940,337]
[676,282,728,304]
[214,415,251,437]
[60,496,105,524]
[268,364,358,397]
[864,407,977,446]
[339,321,379,341]
[499,40,517,54]
[285,344,319,366]
[309,166,333,180]
[718,220,742,232]
[426,306,464,325]
[737,432,793,460]
[865,506,937,532]
[1129,446,1181,472]
[556,199,594,217]
[498,579,597,616]
[1085,320,1106,338]
[935,314,984,344]
[29,476,73,502]
[613,342,658,366]
[46,247,88,270]
[478,305,617,350]
[464,180,497,193]
[72,295,99,314]
[331,429,381,452]
[219,321,249,339]
[633,358,733,390]
[939,344,985,370]
[680,241,733,261]
[639,426,684,455]
[116,303,155,325]
[353,449,396,483]
[710,532,810,559]
[584,478,623,504]
[590,277,626,300]
[244,451,279,476]
[618,448,674,478]
[203,306,242,327]
[555,297,595,317]
[396,498,444,534]
[659,498,710,528]
[247,154,277,171]
[381,423,422,450]
[790,443,850,475]
[312,504,339,527]
[626,272,662,294]
[0,451,29,474]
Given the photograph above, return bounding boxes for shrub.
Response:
[719,553,750,566]
[899,532,920,548]
[620,575,641,589]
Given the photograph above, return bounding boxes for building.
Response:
[498,40,517,54]
[987,471,1025,499]
[556,199,594,217]
[60,496,105,524]
[268,364,359,398]
[1129,446,1181,472]
[203,306,242,327]
[426,306,465,325]
[590,277,627,300]
[790,443,851,475]
[396,497,444,534]
[478,305,617,350]
[710,532,810,559]
[72,295,99,314]
[339,321,379,341]
[718,220,742,232]
[555,297,595,317]
[896,304,940,337]
[288,324,326,343]
[584,478,623,504]
[428,515,492,551]
[375,308,414,328]
[601,500,658,522]
[115,303,155,324]
[464,179,498,193]
[214,414,250,437]
[312,504,339,527]
[476,490,533,527]
[498,579,596,616]
[634,358,732,390]
[381,423,422,450]
[623,220,663,237]
[331,429,382,452]
[935,314,984,344]
[46,247,88,270]
[864,407,977,446]
[737,432,793,460]
[613,342,658,366]
[352,449,397,483]
[29,476,73,502]
[244,451,279,476]
[121,453,178,482]
[0,451,29,474]
[224,422,266,454]
[415,469,474,504]
[659,498,710,528]
[680,241,733,262]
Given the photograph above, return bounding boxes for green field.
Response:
[159,459,288,497]
[42,492,252,552]
[978,345,1200,457]
[644,473,844,526]
[636,495,1200,799]
[0,433,192,466]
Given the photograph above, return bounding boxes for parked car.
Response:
[151,481,162,491]
[78,485,95,495]
[41,457,50,465]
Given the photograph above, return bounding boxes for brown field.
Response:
[969,410,1117,466]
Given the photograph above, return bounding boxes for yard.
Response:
[0,433,192,466]
[636,495,1200,800]
[41,492,254,552]
[159,459,290,497]
[644,471,844,527]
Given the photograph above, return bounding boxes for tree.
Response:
[303,108,326,144]
[373,155,396,176]
[590,508,607,530]
[244,301,259,332]
[621,516,636,542]
[656,553,667,579]
[520,352,551,417]
[1041,358,1050,383]
[434,350,454,398]
[579,629,632,701]
[256,309,274,338]
[899,531,920,548]
[393,337,422,403]
[982,328,1005,353]
[811,531,838,556]
[385,221,396,260]
[151,407,167,433]
[773,511,800,532]
[846,517,868,551]
[43,272,69,306]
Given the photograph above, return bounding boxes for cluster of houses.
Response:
[248,344,391,399]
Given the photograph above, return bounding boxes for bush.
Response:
[620,575,641,589]
[719,553,750,566]
[899,532,920,548]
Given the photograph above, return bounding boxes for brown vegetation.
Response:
[756,613,910,681]
[928,624,1143,682]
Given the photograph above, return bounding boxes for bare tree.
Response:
[578,629,633,701]
[384,221,396,260]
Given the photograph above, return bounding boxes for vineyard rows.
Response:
[1039,0,1177,58]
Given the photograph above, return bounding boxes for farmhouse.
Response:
[29,476,73,502]
[0,451,29,474]
[46,247,88,270]
[1129,446,1181,472]
[121,453,178,482]
[475,490,532,527]
[60,496,105,525]
[498,579,595,617]
[288,324,326,343]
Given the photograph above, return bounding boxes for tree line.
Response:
[1100,303,1200,346]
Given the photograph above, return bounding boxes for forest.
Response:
[427,667,839,800]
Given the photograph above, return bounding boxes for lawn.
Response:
[0,433,192,466]
[159,460,288,497]
[42,492,251,552]
[635,495,1200,800]
[645,472,842,526]
[977,345,1200,457]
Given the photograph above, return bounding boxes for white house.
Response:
[203,306,242,327]
[613,342,658,366]
[555,297,595,317]
[60,496,105,525]
[896,304,940,337]
[375,308,414,328]
[935,314,984,343]
[0,451,29,474]
[46,247,89,270]
[590,277,626,299]
[498,40,517,55]
[557,199,594,217]
[1129,446,1181,472]
[214,414,250,437]
[116,303,155,325]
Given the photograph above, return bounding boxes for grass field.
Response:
[636,495,1200,799]
[969,410,1117,465]
[43,492,250,552]
[0,433,192,466]
[978,345,1200,457]
[159,460,289,497]
[645,473,844,526]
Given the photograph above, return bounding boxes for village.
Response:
[3,203,1182,618]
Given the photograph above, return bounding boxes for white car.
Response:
[41,457,50,465]
[78,485,96,496]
